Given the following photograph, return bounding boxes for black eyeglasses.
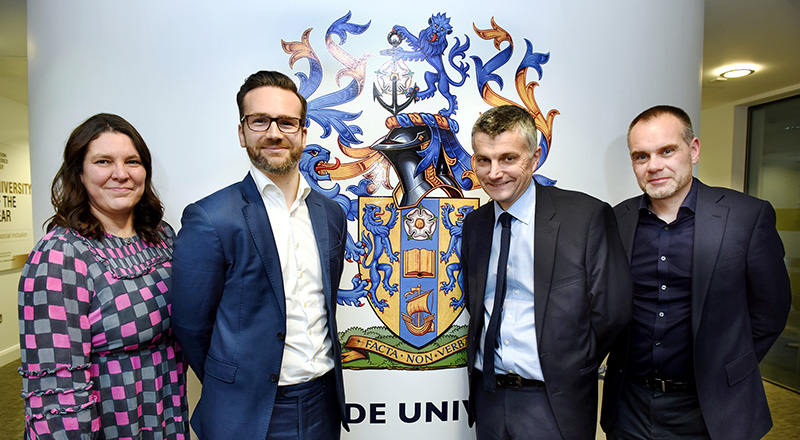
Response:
[240,114,303,134]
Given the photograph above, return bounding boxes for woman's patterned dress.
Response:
[18,224,188,439]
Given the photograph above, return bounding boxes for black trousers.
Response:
[473,371,562,440]
[606,377,710,440]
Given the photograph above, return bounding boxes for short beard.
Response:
[645,182,678,200]
[645,171,691,201]
[246,139,302,176]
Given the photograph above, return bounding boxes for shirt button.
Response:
[508,369,515,374]
[660,256,666,262]
[661,284,667,291]
[655,341,662,346]
[504,340,510,346]
[298,272,303,279]
[658,311,665,318]
[514,289,519,295]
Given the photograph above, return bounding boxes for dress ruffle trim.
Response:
[19,363,91,378]
[25,395,99,420]
[21,380,94,399]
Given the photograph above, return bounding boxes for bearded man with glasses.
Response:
[171,70,349,439]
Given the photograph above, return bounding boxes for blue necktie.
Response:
[483,212,512,391]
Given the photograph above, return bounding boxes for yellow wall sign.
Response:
[0,145,34,271]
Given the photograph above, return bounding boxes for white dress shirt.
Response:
[249,165,334,385]
[475,179,544,381]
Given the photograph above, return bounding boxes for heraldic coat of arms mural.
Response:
[283,11,558,370]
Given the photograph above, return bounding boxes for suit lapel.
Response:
[240,174,287,317]
[307,191,332,306]
[533,184,559,344]
[616,199,639,261]
[691,182,727,333]
[471,205,495,318]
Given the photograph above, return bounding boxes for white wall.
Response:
[26,1,704,235]
[26,1,704,438]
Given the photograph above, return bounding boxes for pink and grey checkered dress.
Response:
[18,224,189,439]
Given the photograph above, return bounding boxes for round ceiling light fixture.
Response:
[714,64,759,81]
[720,68,755,79]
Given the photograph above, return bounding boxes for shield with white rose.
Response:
[356,196,478,349]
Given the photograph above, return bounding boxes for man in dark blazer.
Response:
[601,105,791,439]
[171,71,348,439]
[462,105,633,439]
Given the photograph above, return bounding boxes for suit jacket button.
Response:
[277,332,285,341]
[270,373,279,382]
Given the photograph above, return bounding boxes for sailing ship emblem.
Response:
[402,285,436,336]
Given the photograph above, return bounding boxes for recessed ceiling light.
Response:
[720,68,755,79]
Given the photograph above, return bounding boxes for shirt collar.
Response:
[249,163,311,203]
[493,177,536,226]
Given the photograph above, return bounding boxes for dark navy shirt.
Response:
[628,180,697,380]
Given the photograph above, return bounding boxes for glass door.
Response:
[747,94,800,392]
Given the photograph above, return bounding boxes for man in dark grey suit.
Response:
[171,71,348,439]
[462,105,633,439]
[601,105,791,439]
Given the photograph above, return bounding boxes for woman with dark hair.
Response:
[18,113,188,439]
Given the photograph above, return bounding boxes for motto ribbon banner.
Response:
[343,335,467,367]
